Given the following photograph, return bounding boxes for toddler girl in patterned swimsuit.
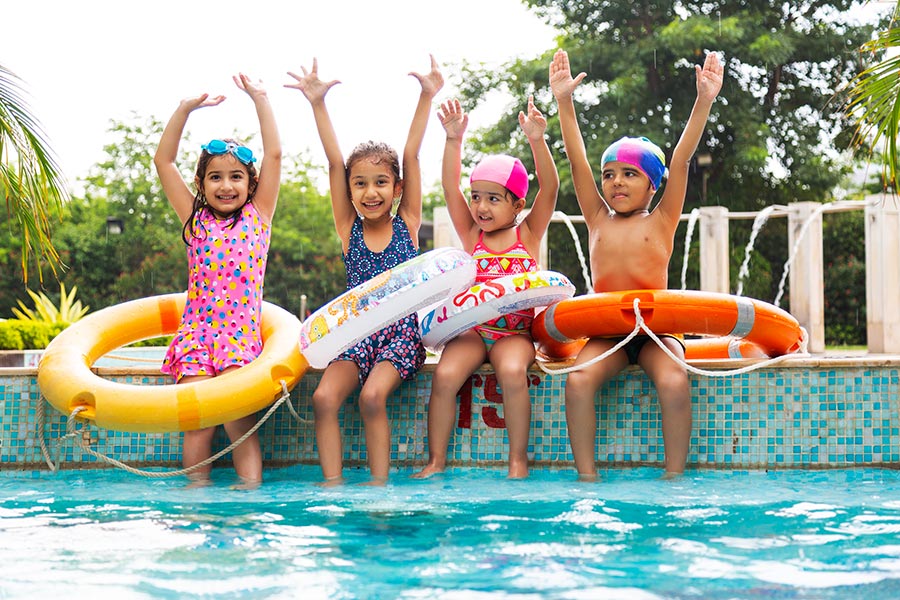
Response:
[154,73,282,487]
[412,96,559,479]
[286,56,443,485]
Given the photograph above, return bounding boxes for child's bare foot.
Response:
[576,472,599,482]
[661,471,683,480]
[507,457,529,479]
[360,476,388,487]
[231,477,261,491]
[316,475,345,488]
[410,463,445,479]
[185,475,212,489]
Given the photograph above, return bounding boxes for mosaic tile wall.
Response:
[1,362,899,472]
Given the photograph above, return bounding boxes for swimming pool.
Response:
[2,466,900,598]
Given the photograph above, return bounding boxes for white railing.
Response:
[433,194,900,353]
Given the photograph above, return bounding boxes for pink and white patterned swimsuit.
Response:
[471,228,538,345]
[162,202,270,381]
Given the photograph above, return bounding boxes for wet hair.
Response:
[345,140,401,190]
[182,138,259,245]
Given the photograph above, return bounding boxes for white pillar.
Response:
[432,206,462,249]
[865,195,900,353]
[787,202,825,353]
[699,206,730,293]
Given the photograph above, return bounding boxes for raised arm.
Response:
[285,59,354,243]
[397,54,444,243]
[234,73,282,225]
[655,52,724,225]
[518,95,559,260]
[549,49,609,226]
[154,94,225,225]
[438,99,479,252]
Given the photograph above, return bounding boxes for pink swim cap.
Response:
[470,154,529,200]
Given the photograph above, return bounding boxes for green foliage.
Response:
[265,158,345,315]
[0,115,350,321]
[844,4,900,192]
[127,335,172,348]
[0,322,23,350]
[452,1,880,348]
[0,64,68,284]
[0,319,52,349]
[11,282,88,324]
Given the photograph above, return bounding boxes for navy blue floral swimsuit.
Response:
[334,216,425,383]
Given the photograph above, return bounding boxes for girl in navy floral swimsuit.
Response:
[286,56,443,485]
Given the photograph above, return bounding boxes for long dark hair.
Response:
[181,138,259,245]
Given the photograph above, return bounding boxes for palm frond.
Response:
[0,64,68,283]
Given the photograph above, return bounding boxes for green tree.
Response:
[53,115,186,309]
[265,158,345,316]
[0,113,348,320]
[0,65,67,284]
[452,1,882,338]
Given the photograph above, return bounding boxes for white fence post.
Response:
[865,196,900,353]
[787,202,825,353]
[699,206,730,293]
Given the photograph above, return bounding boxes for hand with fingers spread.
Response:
[285,57,341,106]
[438,99,468,141]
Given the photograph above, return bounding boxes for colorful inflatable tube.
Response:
[299,247,476,369]
[420,270,576,351]
[37,293,307,433]
[532,289,804,361]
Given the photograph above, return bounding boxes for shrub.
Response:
[0,322,24,350]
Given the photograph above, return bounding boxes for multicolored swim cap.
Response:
[470,154,529,200]
[601,136,667,190]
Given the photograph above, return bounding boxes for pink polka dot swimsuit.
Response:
[162,202,270,381]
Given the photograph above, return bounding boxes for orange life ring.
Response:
[532,289,803,361]
[37,293,307,433]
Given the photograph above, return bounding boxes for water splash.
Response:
[553,211,592,293]
[736,205,782,296]
[774,204,827,307]
[680,208,701,290]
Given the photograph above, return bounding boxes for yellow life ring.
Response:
[37,293,307,433]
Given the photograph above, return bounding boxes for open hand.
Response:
[549,49,586,100]
[285,58,340,104]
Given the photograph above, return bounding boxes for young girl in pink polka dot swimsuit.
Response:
[154,73,282,488]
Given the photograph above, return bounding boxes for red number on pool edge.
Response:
[455,373,542,430]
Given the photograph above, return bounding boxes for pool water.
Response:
[2,466,900,599]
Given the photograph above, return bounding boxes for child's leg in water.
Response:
[637,340,691,477]
[358,361,404,484]
[563,338,630,481]
[489,334,537,479]
[412,330,487,479]
[178,373,216,485]
[224,413,263,487]
[312,360,361,483]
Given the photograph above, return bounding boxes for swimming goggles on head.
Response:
[201,139,257,165]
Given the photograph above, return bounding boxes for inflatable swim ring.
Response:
[299,247,476,369]
[420,270,576,351]
[532,289,803,361]
[37,293,307,433]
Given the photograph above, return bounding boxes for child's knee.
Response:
[312,387,342,416]
[357,388,387,417]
